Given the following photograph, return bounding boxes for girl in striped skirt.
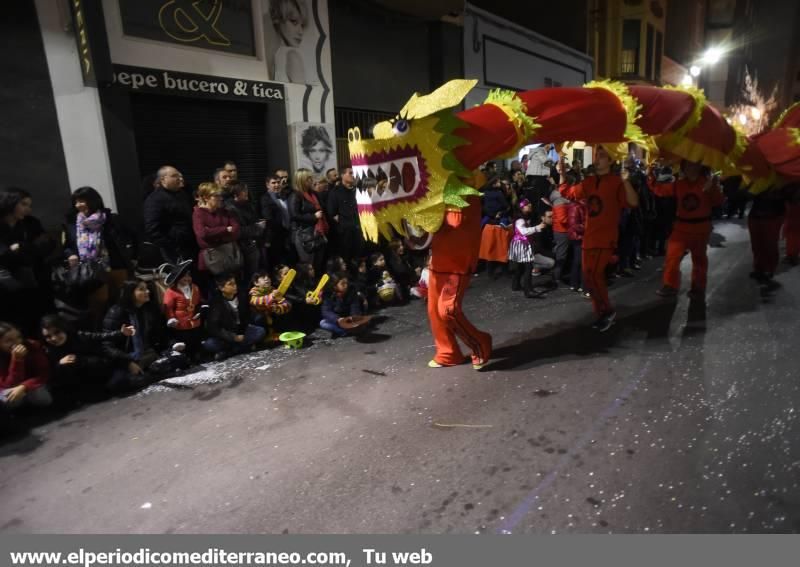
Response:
[508,199,547,298]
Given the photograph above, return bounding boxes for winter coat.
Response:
[143,187,197,261]
[0,340,49,391]
[525,146,550,177]
[321,289,362,324]
[566,201,586,241]
[45,330,124,380]
[481,186,510,220]
[206,293,250,343]
[327,184,359,229]
[228,200,265,247]
[62,208,135,271]
[288,191,320,232]
[102,303,169,363]
[549,189,571,233]
[192,206,241,272]
[163,285,203,331]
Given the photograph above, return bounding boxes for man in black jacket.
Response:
[260,174,293,268]
[327,167,363,263]
[228,183,266,283]
[143,166,197,264]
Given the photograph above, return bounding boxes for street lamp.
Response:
[750,106,762,120]
[701,47,723,65]
[738,113,748,126]
[690,65,701,77]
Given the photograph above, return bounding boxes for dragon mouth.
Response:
[351,145,429,212]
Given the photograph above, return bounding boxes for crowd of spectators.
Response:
[1,146,796,420]
[0,161,429,419]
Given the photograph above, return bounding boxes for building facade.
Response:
[588,0,668,85]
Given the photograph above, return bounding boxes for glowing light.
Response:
[750,107,762,120]
[738,113,748,125]
[702,47,723,65]
[690,65,701,77]
[681,74,693,86]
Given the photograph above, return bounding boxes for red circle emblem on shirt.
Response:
[682,193,700,212]
[587,195,604,218]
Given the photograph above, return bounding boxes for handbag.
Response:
[52,259,106,293]
[298,226,327,253]
[202,241,242,275]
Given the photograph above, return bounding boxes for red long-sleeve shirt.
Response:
[651,176,723,235]
[560,174,629,249]
[1,340,49,391]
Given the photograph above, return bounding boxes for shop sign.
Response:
[112,65,285,103]
[69,0,113,86]
[118,0,255,56]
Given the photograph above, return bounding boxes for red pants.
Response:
[427,270,492,366]
[784,203,800,258]
[749,217,784,274]
[582,248,614,316]
[663,230,709,291]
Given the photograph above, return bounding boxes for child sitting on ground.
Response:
[203,274,266,360]
[320,272,365,338]
[40,314,135,405]
[249,271,292,342]
[162,260,205,360]
[0,321,52,413]
[368,252,400,306]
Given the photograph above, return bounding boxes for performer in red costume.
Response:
[559,147,639,331]
[652,161,723,300]
[427,188,492,369]
[348,79,800,367]
[783,185,800,265]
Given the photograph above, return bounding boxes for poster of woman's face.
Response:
[291,123,337,175]
[265,0,323,85]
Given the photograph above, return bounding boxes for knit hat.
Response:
[518,198,531,210]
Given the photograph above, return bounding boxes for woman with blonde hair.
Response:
[288,169,328,274]
[192,182,241,276]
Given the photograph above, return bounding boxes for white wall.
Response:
[35,0,116,210]
[463,3,594,109]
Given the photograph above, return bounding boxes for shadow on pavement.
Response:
[486,299,679,372]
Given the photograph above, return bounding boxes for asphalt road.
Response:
[2,219,799,534]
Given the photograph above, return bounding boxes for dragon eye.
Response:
[392,119,410,136]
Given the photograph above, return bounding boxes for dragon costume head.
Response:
[349,79,800,242]
[348,80,485,242]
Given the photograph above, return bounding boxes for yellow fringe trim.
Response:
[747,172,779,195]
[484,89,540,158]
[790,128,800,146]
[584,80,645,143]
[728,123,749,171]
[772,101,800,129]
[662,84,707,139]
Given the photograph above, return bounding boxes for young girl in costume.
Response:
[162,260,205,360]
[508,199,547,298]
[249,271,292,342]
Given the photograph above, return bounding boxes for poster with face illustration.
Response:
[290,122,337,176]
[264,0,324,85]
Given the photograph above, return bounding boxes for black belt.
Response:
[676,216,711,224]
